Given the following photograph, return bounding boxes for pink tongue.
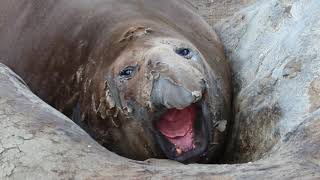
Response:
[156,105,197,152]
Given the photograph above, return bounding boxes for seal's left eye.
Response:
[176,48,192,59]
[119,66,136,79]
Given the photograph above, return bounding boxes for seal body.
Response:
[0,0,231,162]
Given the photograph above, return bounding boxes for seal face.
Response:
[104,33,228,162]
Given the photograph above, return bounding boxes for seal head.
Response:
[100,24,229,163]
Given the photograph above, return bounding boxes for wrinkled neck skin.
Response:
[94,20,228,162]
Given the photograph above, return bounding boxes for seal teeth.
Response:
[176,148,182,155]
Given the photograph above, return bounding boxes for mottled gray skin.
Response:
[0,0,231,162]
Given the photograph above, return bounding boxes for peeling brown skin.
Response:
[0,0,231,162]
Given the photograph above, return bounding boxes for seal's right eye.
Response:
[119,66,136,79]
[177,48,190,56]
[176,48,193,59]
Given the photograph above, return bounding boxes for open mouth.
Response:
[154,103,210,163]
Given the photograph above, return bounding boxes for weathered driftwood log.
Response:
[213,0,320,164]
[1,0,320,179]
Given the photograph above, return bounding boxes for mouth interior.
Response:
[156,105,197,154]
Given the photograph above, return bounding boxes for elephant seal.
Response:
[0,0,231,163]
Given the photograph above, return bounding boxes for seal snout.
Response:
[149,57,210,161]
[151,77,205,109]
[150,59,206,109]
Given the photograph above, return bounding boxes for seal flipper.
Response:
[72,102,81,126]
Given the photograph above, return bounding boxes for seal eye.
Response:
[119,66,136,79]
[176,48,192,59]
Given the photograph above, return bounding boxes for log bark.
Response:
[186,0,256,25]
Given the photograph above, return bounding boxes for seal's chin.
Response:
[154,102,210,163]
